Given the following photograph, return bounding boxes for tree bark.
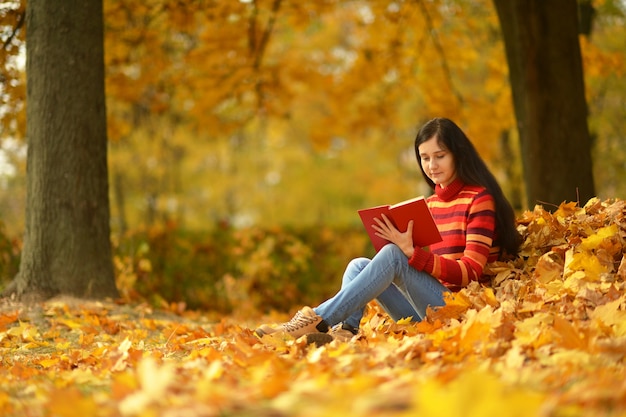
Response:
[493,0,595,208]
[5,0,119,301]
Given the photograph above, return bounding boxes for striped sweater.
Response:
[408,178,499,290]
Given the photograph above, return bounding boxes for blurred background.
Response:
[0,0,624,314]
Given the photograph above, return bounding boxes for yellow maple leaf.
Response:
[564,248,609,280]
[54,340,72,351]
[514,312,554,349]
[37,357,60,369]
[415,369,544,417]
[554,201,583,221]
[57,318,82,330]
[481,287,499,307]
[589,296,626,337]
[460,306,497,352]
[579,224,619,252]
[6,321,40,342]
[533,250,564,284]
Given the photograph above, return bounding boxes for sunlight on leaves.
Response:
[1,198,626,416]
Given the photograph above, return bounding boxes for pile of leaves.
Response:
[1,198,625,417]
[110,223,367,314]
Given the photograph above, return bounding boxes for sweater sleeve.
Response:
[407,192,496,288]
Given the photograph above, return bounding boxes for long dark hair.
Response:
[414,117,520,257]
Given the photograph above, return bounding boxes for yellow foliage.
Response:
[416,369,544,417]
[1,1,625,235]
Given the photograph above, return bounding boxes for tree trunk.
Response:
[5,0,119,301]
[493,0,596,208]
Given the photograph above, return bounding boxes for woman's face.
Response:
[418,136,457,187]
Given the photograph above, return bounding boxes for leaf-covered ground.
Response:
[1,198,626,417]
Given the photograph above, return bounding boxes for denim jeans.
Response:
[313,244,449,329]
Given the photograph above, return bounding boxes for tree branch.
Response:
[247,0,283,112]
[253,0,282,70]
[415,0,464,105]
[2,9,25,51]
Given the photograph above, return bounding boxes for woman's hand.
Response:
[372,214,415,257]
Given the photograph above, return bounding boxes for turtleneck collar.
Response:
[434,178,465,201]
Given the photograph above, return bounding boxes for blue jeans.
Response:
[314,244,449,329]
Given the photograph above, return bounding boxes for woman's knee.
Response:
[344,257,370,281]
[377,244,406,262]
[347,257,370,270]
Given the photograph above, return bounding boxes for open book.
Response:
[358,196,442,252]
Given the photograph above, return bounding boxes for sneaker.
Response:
[303,323,358,347]
[329,323,358,343]
[255,306,329,339]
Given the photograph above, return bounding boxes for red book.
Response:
[358,196,442,252]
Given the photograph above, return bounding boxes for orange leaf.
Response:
[46,387,99,416]
[0,311,19,331]
[553,316,587,350]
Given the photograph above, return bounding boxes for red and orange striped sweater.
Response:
[408,178,499,290]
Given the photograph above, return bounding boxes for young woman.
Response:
[255,117,520,342]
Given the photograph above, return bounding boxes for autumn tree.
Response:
[0,1,623,305]
[493,0,596,208]
[2,0,119,301]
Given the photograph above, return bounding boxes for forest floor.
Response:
[2,199,626,417]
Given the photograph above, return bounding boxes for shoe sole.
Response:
[255,324,276,337]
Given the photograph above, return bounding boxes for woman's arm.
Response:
[408,193,496,287]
